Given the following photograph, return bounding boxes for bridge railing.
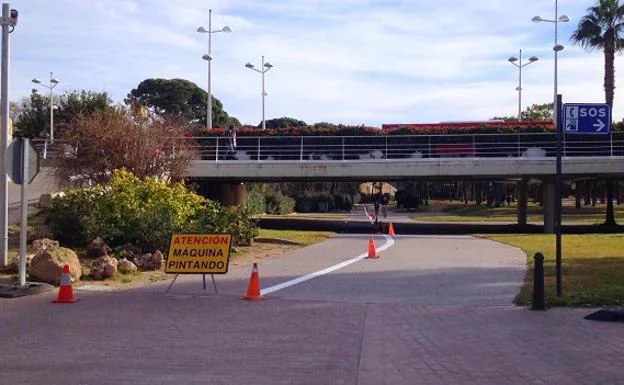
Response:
[29,132,624,162]
[194,132,624,162]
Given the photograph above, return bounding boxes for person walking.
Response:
[227,125,237,160]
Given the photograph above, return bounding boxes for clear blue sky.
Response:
[9,0,619,126]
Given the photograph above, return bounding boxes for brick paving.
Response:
[1,235,623,384]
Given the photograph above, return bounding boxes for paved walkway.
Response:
[1,235,622,384]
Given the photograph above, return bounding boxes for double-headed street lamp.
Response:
[197,9,231,130]
[508,50,538,121]
[533,0,570,299]
[532,0,570,127]
[31,72,60,143]
[245,56,274,131]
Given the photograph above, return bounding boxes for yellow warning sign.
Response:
[165,233,232,274]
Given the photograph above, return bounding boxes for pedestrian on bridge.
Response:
[227,125,237,160]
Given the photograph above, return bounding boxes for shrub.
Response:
[44,169,257,251]
[265,192,295,215]
[333,193,354,211]
[395,190,421,209]
[245,184,266,215]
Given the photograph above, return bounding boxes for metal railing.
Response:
[30,132,624,163]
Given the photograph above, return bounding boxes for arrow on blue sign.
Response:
[563,103,611,135]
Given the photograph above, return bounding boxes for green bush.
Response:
[333,193,354,211]
[265,192,295,215]
[45,169,257,251]
[245,184,266,215]
[395,190,421,209]
[295,193,315,212]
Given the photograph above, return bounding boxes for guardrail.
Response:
[30,132,624,163]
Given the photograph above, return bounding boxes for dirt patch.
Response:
[2,240,301,291]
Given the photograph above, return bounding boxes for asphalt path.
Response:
[2,199,622,384]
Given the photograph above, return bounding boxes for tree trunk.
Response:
[604,179,617,226]
[604,32,615,108]
[575,181,582,209]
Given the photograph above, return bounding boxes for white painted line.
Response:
[260,235,395,296]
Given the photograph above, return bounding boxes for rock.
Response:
[38,193,53,207]
[133,250,164,271]
[89,255,118,280]
[85,237,112,259]
[151,250,164,270]
[29,238,60,255]
[118,258,137,274]
[30,247,81,285]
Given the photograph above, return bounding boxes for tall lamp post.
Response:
[32,72,60,143]
[245,56,274,131]
[533,1,569,298]
[197,9,231,130]
[532,1,570,127]
[0,3,18,268]
[508,50,538,121]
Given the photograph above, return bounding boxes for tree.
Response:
[492,103,554,121]
[571,0,624,226]
[126,78,238,128]
[53,108,194,187]
[260,117,307,129]
[12,90,49,138]
[12,89,113,139]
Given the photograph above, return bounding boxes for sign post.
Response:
[558,102,611,296]
[563,103,611,134]
[6,137,40,286]
[555,95,563,297]
[165,233,232,294]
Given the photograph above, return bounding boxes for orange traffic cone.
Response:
[243,263,265,301]
[388,223,396,238]
[52,264,79,303]
[367,236,378,259]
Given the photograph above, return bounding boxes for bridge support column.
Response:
[517,178,528,226]
[221,183,247,207]
[542,180,555,234]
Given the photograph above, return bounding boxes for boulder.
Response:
[113,243,142,259]
[30,247,81,285]
[85,237,113,259]
[151,250,164,270]
[118,258,138,274]
[133,250,165,271]
[89,255,118,280]
[29,238,60,255]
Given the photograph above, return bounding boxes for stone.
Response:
[89,255,118,280]
[117,258,137,274]
[85,237,113,259]
[30,247,81,285]
[151,250,164,270]
[29,238,60,255]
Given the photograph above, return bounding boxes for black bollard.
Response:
[532,252,546,311]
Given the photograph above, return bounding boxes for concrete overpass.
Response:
[34,133,624,233]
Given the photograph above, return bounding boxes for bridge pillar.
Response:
[542,180,555,233]
[517,178,528,226]
[221,183,247,207]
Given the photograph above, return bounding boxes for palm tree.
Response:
[571,0,624,226]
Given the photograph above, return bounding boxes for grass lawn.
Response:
[410,200,623,224]
[480,234,624,307]
[261,213,350,221]
[257,228,336,246]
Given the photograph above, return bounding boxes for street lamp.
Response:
[532,1,570,127]
[1,4,19,268]
[31,72,60,143]
[197,9,231,130]
[508,50,538,121]
[245,56,274,131]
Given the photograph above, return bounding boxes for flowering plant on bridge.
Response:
[192,121,554,138]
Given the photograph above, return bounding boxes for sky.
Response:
[8,0,623,126]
